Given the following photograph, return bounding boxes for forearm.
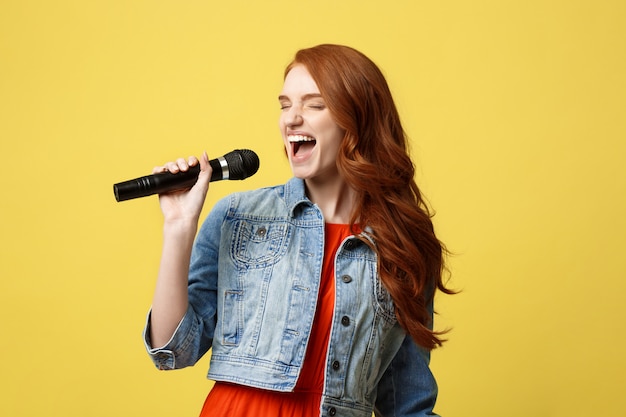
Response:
[149,219,198,347]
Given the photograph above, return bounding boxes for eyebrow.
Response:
[278,93,324,101]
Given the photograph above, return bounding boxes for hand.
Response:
[152,152,212,225]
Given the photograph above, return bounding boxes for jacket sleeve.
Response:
[142,196,229,370]
[373,333,440,416]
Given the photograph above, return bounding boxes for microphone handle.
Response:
[113,159,224,202]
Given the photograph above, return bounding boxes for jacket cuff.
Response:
[142,307,192,370]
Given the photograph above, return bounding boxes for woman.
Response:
[144,44,451,417]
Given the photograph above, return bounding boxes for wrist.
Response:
[162,218,198,238]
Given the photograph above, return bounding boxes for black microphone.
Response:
[113,149,260,202]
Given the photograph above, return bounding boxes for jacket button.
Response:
[332,360,340,370]
[341,316,350,326]
[329,407,337,416]
[341,275,352,283]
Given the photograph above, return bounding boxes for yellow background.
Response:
[1,1,624,416]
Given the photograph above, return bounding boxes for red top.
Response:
[199,223,353,417]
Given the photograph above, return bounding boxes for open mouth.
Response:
[289,135,316,156]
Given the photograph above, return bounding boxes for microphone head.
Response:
[224,149,260,180]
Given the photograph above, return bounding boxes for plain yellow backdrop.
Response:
[1,1,624,416]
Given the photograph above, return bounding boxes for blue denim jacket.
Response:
[144,177,440,417]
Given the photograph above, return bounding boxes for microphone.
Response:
[113,149,260,202]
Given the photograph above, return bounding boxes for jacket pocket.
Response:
[221,290,243,346]
[231,220,289,268]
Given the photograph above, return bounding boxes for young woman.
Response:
[144,44,451,417]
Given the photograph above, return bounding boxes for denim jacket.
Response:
[144,177,440,417]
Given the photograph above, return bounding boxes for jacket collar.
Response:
[283,177,314,217]
[282,177,375,242]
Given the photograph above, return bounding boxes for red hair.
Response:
[286,44,452,350]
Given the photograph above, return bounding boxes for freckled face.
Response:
[279,65,345,182]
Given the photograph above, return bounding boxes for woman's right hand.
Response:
[152,151,212,226]
[149,152,212,347]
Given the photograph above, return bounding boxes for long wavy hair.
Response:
[286,44,452,350]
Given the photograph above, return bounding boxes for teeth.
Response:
[288,135,315,143]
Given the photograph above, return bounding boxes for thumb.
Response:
[198,151,212,182]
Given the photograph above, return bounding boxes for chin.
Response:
[290,166,315,180]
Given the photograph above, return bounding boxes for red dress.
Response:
[199,223,353,417]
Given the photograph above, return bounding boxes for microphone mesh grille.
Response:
[224,149,260,180]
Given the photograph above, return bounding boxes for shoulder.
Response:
[225,183,287,212]
[214,178,308,218]
[197,183,290,242]
[212,179,299,218]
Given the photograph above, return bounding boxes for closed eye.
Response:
[278,95,291,110]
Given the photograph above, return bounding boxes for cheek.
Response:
[326,125,346,147]
[318,114,345,141]
[278,117,289,143]
[278,115,285,130]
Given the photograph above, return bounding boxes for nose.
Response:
[283,105,303,128]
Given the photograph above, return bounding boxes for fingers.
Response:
[152,165,168,174]
[152,156,199,175]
